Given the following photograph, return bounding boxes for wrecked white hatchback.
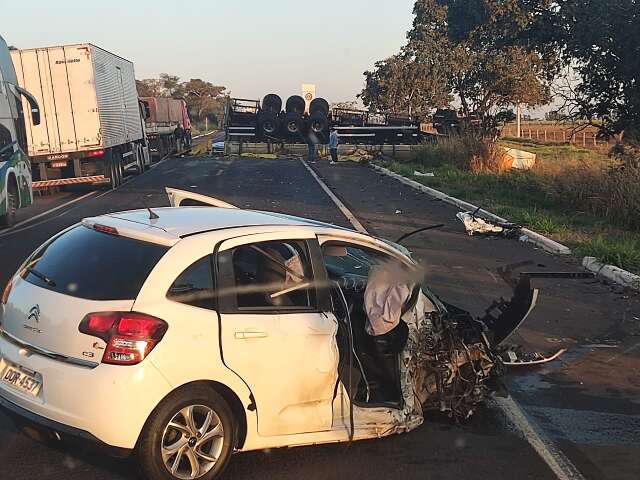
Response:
[1,188,545,480]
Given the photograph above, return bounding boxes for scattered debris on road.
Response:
[456,208,522,238]
[499,346,567,367]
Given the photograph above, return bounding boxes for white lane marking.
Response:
[0,191,97,236]
[494,397,586,480]
[300,159,368,234]
[193,132,216,139]
[300,160,585,480]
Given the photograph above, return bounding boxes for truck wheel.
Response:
[262,94,282,114]
[108,153,120,189]
[285,95,306,115]
[116,153,125,185]
[136,386,235,480]
[257,111,279,138]
[309,98,330,116]
[283,112,304,138]
[0,181,18,227]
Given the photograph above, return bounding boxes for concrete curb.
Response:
[371,163,572,255]
[582,257,640,291]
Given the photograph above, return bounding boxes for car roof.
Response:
[83,207,351,245]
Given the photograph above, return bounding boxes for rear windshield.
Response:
[22,225,169,300]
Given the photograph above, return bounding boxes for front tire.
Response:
[137,386,235,480]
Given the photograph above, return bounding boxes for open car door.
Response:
[166,187,239,209]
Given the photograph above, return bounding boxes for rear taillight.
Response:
[93,224,119,236]
[79,312,168,365]
[87,149,105,158]
[1,278,13,305]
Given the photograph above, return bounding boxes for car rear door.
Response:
[215,232,338,437]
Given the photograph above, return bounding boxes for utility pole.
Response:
[516,103,522,138]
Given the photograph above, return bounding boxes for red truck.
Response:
[139,97,191,160]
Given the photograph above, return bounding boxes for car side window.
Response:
[322,243,387,280]
[226,240,316,311]
[167,255,216,310]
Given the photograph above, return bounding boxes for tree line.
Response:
[360,0,639,142]
[136,74,228,127]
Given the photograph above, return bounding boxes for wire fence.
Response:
[500,126,615,149]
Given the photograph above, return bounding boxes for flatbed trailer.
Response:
[225,96,424,145]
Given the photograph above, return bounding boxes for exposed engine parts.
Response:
[412,310,498,421]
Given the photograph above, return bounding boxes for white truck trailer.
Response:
[11,44,150,189]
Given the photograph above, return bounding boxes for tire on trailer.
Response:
[105,150,119,190]
[116,151,125,185]
[309,112,329,142]
[309,98,329,116]
[136,385,235,480]
[285,95,306,115]
[262,94,282,114]
[0,176,19,227]
[283,112,304,140]
[257,111,280,139]
[135,144,145,174]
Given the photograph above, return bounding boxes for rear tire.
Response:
[137,386,235,480]
[0,181,18,227]
[285,95,306,115]
[283,112,304,140]
[107,151,119,190]
[257,111,279,139]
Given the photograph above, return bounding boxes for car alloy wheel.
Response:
[161,404,225,480]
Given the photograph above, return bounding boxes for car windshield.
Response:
[21,225,168,300]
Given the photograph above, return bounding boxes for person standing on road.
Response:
[329,128,339,165]
[307,132,318,163]
[175,123,185,151]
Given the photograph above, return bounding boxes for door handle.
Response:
[234,330,268,340]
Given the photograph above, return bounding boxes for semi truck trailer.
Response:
[0,35,40,226]
[139,97,191,160]
[10,43,150,190]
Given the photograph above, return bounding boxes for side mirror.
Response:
[15,85,40,126]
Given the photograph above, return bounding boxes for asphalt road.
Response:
[0,144,638,479]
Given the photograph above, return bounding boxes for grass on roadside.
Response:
[380,158,640,275]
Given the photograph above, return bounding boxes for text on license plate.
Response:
[2,365,41,396]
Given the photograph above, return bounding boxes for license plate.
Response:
[50,161,68,168]
[1,364,41,397]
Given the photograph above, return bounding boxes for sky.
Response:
[3,0,415,103]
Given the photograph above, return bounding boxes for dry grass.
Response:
[397,136,640,273]
[415,135,511,173]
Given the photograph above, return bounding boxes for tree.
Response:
[360,53,451,118]
[550,0,640,138]
[183,79,228,124]
[136,79,162,97]
[402,0,557,135]
[159,73,184,98]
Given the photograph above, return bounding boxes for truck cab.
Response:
[0,35,40,227]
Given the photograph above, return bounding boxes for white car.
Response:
[0,188,534,480]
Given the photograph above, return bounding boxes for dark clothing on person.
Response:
[330,148,338,163]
